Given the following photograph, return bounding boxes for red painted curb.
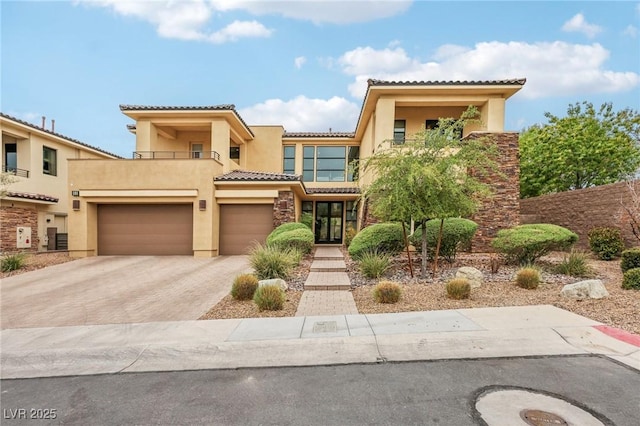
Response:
[593,325,640,347]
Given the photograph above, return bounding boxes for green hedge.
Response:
[588,227,624,260]
[348,222,405,260]
[409,218,478,263]
[266,222,310,245]
[491,224,578,265]
[621,248,640,273]
[268,228,314,254]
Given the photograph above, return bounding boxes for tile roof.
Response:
[6,191,59,203]
[0,113,121,159]
[284,132,356,138]
[305,187,361,194]
[367,78,527,86]
[215,170,302,182]
[119,104,236,111]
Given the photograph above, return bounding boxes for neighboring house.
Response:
[68,79,525,257]
[0,114,120,253]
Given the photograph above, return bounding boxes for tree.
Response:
[0,171,18,198]
[520,102,640,198]
[359,106,500,277]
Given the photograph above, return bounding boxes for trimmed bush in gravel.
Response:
[230,274,259,300]
[358,250,391,279]
[588,227,625,260]
[554,250,592,277]
[348,222,405,260]
[373,280,402,304]
[266,222,310,245]
[622,268,640,290]
[253,284,286,311]
[491,224,578,265]
[620,248,640,273]
[446,278,471,300]
[249,243,299,280]
[268,228,314,254]
[409,218,478,262]
[515,267,541,289]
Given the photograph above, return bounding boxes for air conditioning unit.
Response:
[16,226,31,249]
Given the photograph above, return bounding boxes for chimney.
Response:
[41,116,46,129]
[51,119,55,133]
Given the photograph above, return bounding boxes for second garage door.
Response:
[98,204,193,255]
[219,204,273,255]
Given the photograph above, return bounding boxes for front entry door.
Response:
[315,202,343,244]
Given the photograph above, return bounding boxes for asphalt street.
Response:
[2,355,638,425]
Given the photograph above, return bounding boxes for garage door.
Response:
[98,204,193,255]
[219,204,273,255]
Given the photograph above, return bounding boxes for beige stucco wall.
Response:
[245,126,284,173]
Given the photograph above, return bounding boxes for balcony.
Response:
[133,151,220,160]
[2,165,29,178]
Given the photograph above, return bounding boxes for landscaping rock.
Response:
[455,266,483,288]
[258,278,288,291]
[560,279,609,300]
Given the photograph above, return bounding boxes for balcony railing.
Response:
[2,165,29,178]
[133,151,220,161]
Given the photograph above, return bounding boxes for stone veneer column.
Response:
[0,206,38,252]
[467,132,521,252]
[273,190,295,228]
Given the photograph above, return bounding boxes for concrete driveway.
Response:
[0,256,251,329]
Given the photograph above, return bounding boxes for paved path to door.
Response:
[0,256,251,329]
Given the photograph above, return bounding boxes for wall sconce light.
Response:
[279,200,288,209]
[72,200,80,210]
[71,190,80,197]
[199,200,206,211]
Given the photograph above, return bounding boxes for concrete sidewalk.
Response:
[2,305,638,379]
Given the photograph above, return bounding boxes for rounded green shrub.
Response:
[300,212,313,230]
[248,243,298,280]
[358,250,391,279]
[515,267,541,289]
[253,284,286,311]
[446,278,471,300]
[491,224,578,265]
[230,274,259,300]
[373,280,402,304]
[620,248,640,273]
[266,222,309,245]
[348,222,405,260]
[622,267,640,290]
[588,227,625,260]
[409,218,478,262]
[268,228,314,254]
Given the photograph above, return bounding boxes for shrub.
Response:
[491,224,578,265]
[230,274,259,300]
[588,227,625,260]
[358,250,391,279]
[266,222,309,245]
[373,280,402,304]
[344,223,357,248]
[620,248,640,273]
[622,268,640,290]
[446,278,471,300]
[1,253,26,272]
[268,228,314,254]
[515,267,541,289]
[253,284,286,311]
[554,250,592,277]
[348,222,405,260]
[248,243,298,280]
[300,212,313,230]
[409,218,478,263]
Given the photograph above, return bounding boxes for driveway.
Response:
[0,256,251,329]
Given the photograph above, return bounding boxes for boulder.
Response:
[258,278,288,291]
[560,279,609,300]
[455,266,484,288]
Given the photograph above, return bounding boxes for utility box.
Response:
[16,227,31,249]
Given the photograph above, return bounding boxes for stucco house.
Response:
[67,79,525,257]
[0,113,120,253]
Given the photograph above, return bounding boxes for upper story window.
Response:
[43,146,57,176]
[4,143,17,172]
[347,146,359,182]
[425,119,439,130]
[393,120,406,145]
[230,146,240,160]
[303,146,315,182]
[283,146,295,174]
[191,143,203,158]
[301,146,360,183]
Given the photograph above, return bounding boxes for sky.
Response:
[2,0,639,158]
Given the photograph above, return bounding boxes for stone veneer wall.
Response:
[520,180,640,249]
[0,205,38,253]
[273,190,295,228]
[469,132,521,252]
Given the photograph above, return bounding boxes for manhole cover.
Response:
[313,321,338,333]
[520,409,568,425]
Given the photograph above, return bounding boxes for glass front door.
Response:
[315,201,343,244]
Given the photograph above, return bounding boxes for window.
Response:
[347,146,359,182]
[191,143,203,158]
[346,200,358,233]
[43,146,57,176]
[425,119,439,130]
[393,120,406,144]
[283,146,295,174]
[303,146,315,182]
[229,146,240,160]
[4,143,17,172]
[316,146,345,182]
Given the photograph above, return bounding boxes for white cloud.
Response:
[208,20,272,44]
[562,13,603,38]
[623,24,638,38]
[338,41,639,99]
[294,56,307,69]
[239,96,360,132]
[8,111,42,126]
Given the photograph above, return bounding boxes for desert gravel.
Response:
[0,252,75,279]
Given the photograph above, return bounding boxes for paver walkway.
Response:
[295,247,358,316]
